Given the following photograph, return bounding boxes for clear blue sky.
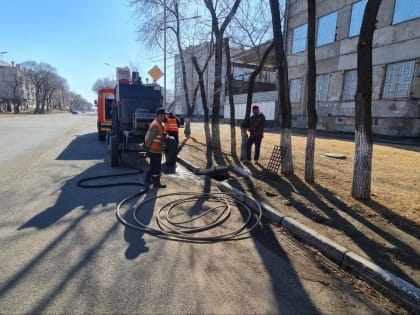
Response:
[1,0,168,103]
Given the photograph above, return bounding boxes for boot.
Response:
[152,175,166,189]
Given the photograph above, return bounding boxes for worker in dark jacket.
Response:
[144,107,167,188]
[246,105,266,163]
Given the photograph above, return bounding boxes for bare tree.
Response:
[269,0,294,175]
[130,0,203,138]
[69,92,91,111]
[21,61,56,114]
[192,56,212,146]
[351,0,382,200]
[228,0,274,160]
[204,0,242,151]
[191,42,214,123]
[55,78,71,110]
[92,77,117,94]
[304,0,317,183]
[0,67,24,113]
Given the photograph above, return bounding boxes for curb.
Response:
[176,156,420,312]
[217,180,420,313]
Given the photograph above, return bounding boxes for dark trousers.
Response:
[246,136,262,161]
[167,131,179,146]
[149,152,163,176]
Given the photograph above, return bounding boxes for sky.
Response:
[1,0,170,103]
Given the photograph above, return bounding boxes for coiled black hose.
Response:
[77,155,262,242]
[116,191,263,242]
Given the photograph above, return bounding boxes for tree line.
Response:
[0,60,91,114]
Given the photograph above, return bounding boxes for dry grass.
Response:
[179,123,420,225]
[178,122,420,289]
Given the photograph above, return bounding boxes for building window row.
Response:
[289,60,415,103]
[291,0,420,53]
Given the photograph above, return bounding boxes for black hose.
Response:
[116,191,263,242]
[77,153,262,242]
[76,153,146,189]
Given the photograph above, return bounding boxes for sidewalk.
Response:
[176,122,420,312]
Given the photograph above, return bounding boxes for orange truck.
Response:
[97,88,116,141]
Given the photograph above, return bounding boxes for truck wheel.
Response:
[110,135,119,167]
[98,131,106,141]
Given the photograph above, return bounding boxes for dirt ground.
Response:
[176,122,420,291]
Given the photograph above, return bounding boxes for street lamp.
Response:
[0,51,7,61]
[104,62,116,80]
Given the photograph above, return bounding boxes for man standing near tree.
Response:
[246,105,266,163]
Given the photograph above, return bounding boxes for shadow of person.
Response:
[121,188,159,259]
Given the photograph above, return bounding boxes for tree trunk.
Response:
[210,35,223,151]
[281,129,293,175]
[304,0,317,183]
[351,0,382,200]
[352,118,372,199]
[305,129,316,182]
[224,38,237,157]
[192,56,211,147]
[184,118,191,139]
[205,0,241,152]
[269,0,294,175]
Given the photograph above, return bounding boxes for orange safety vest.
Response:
[145,119,164,153]
[164,117,179,133]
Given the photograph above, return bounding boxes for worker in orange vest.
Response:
[144,107,167,188]
[164,112,180,145]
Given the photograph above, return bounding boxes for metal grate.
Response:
[265,145,287,176]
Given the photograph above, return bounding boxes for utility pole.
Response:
[164,0,167,108]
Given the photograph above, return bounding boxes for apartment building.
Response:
[0,61,36,112]
[173,42,216,118]
[174,0,419,137]
[285,0,420,137]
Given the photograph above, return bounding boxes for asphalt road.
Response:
[0,113,401,314]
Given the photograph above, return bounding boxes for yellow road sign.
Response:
[148,65,164,81]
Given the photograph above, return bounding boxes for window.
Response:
[349,0,367,37]
[393,0,420,24]
[316,74,329,101]
[342,70,357,100]
[289,78,303,103]
[383,61,415,99]
[292,24,307,53]
[317,11,337,46]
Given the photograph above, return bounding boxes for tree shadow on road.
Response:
[220,173,320,314]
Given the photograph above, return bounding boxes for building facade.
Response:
[174,42,226,118]
[174,0,419,137]
[285,0,420,137]
[173,42,272,119]
[0,61,36,112]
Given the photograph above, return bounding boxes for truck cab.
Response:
[97,88,116,141]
